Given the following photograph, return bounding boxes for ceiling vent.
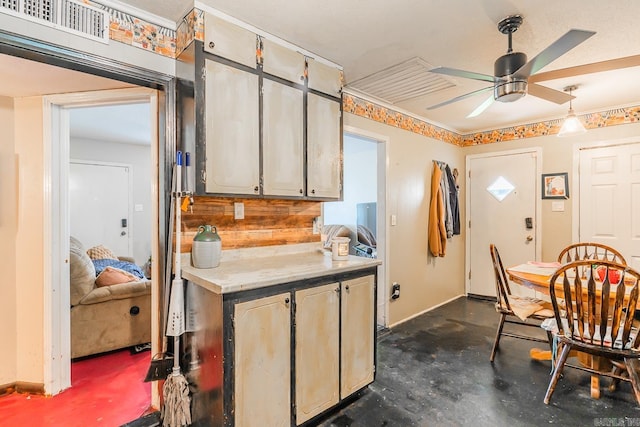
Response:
[347,57,456,104]
[0,0,109,43]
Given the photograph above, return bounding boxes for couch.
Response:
[69,236,151,359]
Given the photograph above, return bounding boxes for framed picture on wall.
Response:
[541,172,569,199]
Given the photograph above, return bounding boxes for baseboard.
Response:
[0,381,45,397]
[387,294,466,329]
[467,293,495,302]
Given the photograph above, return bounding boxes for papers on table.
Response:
[508,261,560,277]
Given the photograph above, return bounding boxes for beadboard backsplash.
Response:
[176,196,322,252]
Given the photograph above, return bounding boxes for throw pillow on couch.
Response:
[95,266,140,287]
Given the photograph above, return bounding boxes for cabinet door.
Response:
[340,275,375,399]
[295,283,340,424]
[307,58,342,97]
[262,38,306,83]
[204,13,257,68]
[263,79,304,197]
[205,59,260,195]
[234,293,291,427]
[307,93,342,199]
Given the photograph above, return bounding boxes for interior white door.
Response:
[69,161,131,256]
[579,143,640,270]
[468,150,539,297]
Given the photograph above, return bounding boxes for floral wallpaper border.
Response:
[88,3,640,146]
[344,93,640,147]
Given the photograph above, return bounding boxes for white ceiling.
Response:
[3,1,640,135]
[120,0,640,133]
[0,53,148,144]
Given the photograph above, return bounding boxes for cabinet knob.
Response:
[209,41,215,49]
[345,285,350,291]
[335,287,340,293]
[299,189,303,194]
[254,186,259,193]
[311,189,315,194]
[284,297,290,304]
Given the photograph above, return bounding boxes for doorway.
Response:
[576,140,640,270]
[324,127,388,327]
[44,88,159,406]
[466,148,542,298]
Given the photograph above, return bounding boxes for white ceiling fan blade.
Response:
[514,29,596,78]
[528,83,574,104]
[426,86,494,110]
[429,66,499,83]
[467,94,494,118]
[529,54,640,83]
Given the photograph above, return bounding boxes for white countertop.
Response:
[181,243,381,294]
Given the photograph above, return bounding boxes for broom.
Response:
[161,151,191,427]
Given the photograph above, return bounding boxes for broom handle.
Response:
[175,151,182,277]
[172,335,180,374]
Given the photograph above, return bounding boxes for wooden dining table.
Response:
[506,262,623,399]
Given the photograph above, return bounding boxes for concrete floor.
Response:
[316,296,640,427]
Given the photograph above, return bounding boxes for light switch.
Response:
[234,202,245,219]
[551,201,565,212]
[134,204,144,212]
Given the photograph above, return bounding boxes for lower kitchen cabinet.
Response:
[295,283,340,424]
[187,267,377,427]
[340,275,375,398]
[234,292,291,427]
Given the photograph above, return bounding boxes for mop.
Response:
[161,151,191,427]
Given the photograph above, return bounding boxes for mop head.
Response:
[162,371,192,427]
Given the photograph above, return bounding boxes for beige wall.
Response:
[345,114,466,326]
[0,96,17,386]
[464,122,640,261]
[13,97,45,383]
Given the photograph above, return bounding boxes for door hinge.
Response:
[468,170,471,178]
[468,220,471,229]
[468,270,471,280]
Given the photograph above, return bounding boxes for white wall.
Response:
[323,133,378,250]
[70,138,152,265]
[464,122,640,261]
[0,95,17,386]
[344,114,465,326]
[14,96,45,384]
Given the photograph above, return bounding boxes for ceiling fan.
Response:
[427,15,596,118]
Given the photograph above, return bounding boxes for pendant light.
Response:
[557,85,586,137]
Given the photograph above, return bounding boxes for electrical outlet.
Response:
[234,202,244,220]
[312,216,322,234]
[391,282,400,300]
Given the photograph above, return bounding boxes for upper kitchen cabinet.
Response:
[307,93,342,199]
[262,38,306,84]
[204,13,257,68]
[307,57,343,97]
[204,59,260,195]
[262,78,304,197]
[179,13,344,200]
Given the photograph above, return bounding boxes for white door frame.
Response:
[343,125,389,327]
[465,147,542,295]
[572,136,640,242]
[42,88,159,401]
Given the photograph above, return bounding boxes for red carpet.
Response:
[0,349,152,427]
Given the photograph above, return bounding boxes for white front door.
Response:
[467,149,541,297]
[578,142,640,270]
[69,160,131,256]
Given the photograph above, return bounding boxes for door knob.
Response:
[526,235,533,242]
[121,231,127,236]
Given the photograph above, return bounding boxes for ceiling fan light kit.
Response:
[427,14,595,117]
[557,85,587,137]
